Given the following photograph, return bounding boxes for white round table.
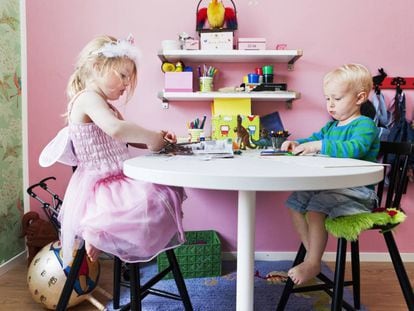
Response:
[123,151,384,311]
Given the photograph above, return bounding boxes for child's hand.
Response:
[293,141,322,155]
[162,130,177,144]
[281,140,299,152]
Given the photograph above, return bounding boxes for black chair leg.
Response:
[56,245,86,311]
[383,231,414,311]
[129,263,142,311]
[276,243,307,311]
[113,256,122,309]
[166,249,193,311]
[332,238,347,311]
[350,240,361,309]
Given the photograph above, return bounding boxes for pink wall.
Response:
[27,0,414,254]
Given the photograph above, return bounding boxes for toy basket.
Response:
[157,230,222,279]
[196,0,238,32]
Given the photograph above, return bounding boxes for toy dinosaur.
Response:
[234,115,256,150]
[251,128,272,149]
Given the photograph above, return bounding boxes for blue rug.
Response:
[106,260,366,311]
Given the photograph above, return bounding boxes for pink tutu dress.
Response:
[40,122,186,266]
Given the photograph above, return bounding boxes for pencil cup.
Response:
[199,77,213,92]
[188,129,204,142]
[271,137,286,150]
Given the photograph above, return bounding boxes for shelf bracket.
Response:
[161,97,169,109]
[287,55,301,71]
[286,100,293,109]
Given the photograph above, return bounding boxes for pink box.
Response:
[164,72,193,92]
[238,38,266,50]
[183,39,199,50]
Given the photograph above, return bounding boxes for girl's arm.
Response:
[72,92,166,151]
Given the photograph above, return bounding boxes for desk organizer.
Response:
[157,230,222,279]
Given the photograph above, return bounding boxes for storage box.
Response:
[200,31,233,50]
[183,39,199,50]
[157,230,222,279]
[212,115,260,141]
[164,72,193,92]
[238,38,266,50]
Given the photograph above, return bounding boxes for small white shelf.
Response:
[158,49,303,66]
[158,91,300,102]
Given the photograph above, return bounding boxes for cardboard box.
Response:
[212,115,260,141]
[164,72,193,92]
[200,31,233,50]
[238,38,266,50]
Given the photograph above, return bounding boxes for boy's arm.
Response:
[321,119,379,159]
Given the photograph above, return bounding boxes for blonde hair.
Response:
[323,64,373,95]
[66,35,138,102]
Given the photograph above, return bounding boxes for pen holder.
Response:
[271,137,286,150]
[188,128,204,142]
[199,77,213,92]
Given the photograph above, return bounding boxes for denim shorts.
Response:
[286,186,378,218]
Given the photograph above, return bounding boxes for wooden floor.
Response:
[1,258,413,310]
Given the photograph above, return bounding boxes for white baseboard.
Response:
[0,251,27,277]
[222,251,414,262]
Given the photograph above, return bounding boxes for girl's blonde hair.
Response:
[66,35,138,103]
[323,64,373,95]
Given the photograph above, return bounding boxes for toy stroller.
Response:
[26,176,62,233]
[26,176,111,311]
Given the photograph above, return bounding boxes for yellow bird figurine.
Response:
[207,0,225,29]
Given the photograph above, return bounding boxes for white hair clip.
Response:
[95,34,141,64]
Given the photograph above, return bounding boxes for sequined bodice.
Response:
[69,123,129,170]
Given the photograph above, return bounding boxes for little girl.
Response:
[40,35,186,266]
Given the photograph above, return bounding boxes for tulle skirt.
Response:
[58,167,186,266]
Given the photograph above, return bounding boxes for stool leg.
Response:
[350,240,361,309]
[113,256,122,309]
[56,245,86,311]
[129,263,141,311]
[276,243,307,311]
[332,238,347,311]
[166,249,193,311]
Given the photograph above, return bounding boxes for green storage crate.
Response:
[157,230,222,279]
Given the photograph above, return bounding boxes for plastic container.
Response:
[263,74,274,84]
[199,76,214,92]
[188,128,204,142]
[262,65,274,74]
[157,230,222,279]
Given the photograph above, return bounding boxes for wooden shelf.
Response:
[158,49,303,67]
[158,90,300,104]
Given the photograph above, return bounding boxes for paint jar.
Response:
[247,73,259,83]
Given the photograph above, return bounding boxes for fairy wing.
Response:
[39,127,78,167]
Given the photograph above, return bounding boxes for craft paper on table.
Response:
[211,98,251,116]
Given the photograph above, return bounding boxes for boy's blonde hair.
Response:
[66,35,138,102]
[323,64,373,96]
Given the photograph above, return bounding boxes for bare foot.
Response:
[288,260,321,285]
[85,241,101,262]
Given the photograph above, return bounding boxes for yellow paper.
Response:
[211,98,251,116]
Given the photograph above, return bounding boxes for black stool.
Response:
[112,249,193,311]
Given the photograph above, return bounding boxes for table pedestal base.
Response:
[236,190,256,311]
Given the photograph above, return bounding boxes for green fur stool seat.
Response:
[325,208,407,241]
